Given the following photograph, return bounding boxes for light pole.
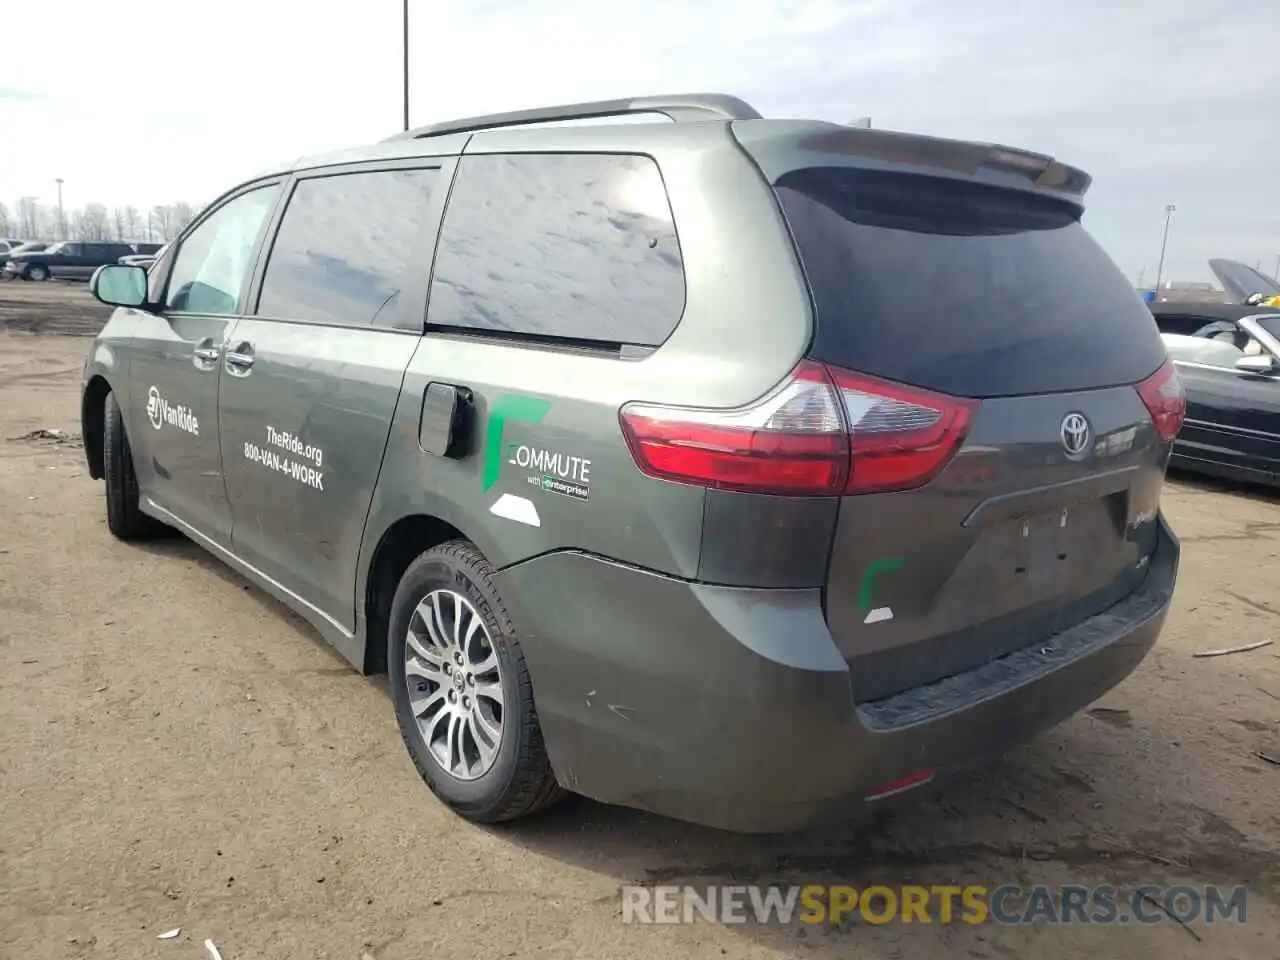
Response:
[55,178,66,240]
[1153,203,1176,298]
[402,0,410,131]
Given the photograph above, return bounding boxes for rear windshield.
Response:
[775,168,1166,398]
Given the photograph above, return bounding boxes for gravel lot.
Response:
[1,284,1277,960]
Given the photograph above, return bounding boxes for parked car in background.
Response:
[1148,262,1280,487]
[1,241,49,278]
[0,238,37,260]
[4,241,137,281]
[118,242,168,269]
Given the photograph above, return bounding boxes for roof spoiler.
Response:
[732,123,1093,202]
[384,93,762,142]
[984,145,1092,196]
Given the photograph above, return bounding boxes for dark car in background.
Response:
[3,241,137,281]
[1149,260,1280,487]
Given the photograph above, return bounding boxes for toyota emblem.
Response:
[1060,412,1091,458]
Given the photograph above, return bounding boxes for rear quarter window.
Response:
[776,167,1166,398]
[425,152,685,349]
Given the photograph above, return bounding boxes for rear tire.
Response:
[24,264,48,281]
[388,539,563,823]
[103,390,165,540]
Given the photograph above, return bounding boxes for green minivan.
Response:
[81,93,1182,833]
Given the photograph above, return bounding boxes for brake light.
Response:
[618,361,849,495]
[829,369,978,495]
[618,362,978,496]
[1135,359,1186,441]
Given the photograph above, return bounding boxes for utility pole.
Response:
[55,178,66,240]
[402,0,410,131]
[1153,203,1176,297]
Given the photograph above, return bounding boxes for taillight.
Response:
[618,361,978,496]
[1135,359,1186,442]
[829,369,979,494]
[618,361,849,495]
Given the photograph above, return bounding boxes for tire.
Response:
[388,539,562,823]
[24,264,49,281]
[103,390,165,540]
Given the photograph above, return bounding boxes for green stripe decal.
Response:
[482,394,551,492]
[858,556,906,613]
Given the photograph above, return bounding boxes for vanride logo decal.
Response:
[146,385,199,436]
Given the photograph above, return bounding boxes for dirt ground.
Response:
[1,284,1277,960]
[0,279,112,335]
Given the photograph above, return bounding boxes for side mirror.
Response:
[90,264,149,309]
[1235,354,1278,374]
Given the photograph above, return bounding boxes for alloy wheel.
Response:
[403,589,505,781]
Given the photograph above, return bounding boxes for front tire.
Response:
[388,539,562,823]
[24,264,49,281]
[103,391,165,540]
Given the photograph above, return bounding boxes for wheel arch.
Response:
[362,512,471,676]
[81,373,114,480]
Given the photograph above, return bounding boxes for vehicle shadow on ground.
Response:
[1166,469,1280,505]
[487,756,1183,954]
[132,530,354,673]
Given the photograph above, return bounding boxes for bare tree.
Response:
[16,198,40,238]
[122,205,142,242]
[171,201,195,234]
[150,204,175,240]
[35,205,58,240]
[74,203,111,241]
[112,207,126,241]
[0,202,11,236]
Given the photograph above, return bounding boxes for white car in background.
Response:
[117,243,168,269]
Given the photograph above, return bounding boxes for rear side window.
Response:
[776,168,1166,398]
[426,153,685,348]
[257,168,439,327]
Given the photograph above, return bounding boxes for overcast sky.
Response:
[2,0,1277,285]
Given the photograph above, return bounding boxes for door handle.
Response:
[225,341,255,375]
[193,338,221,371]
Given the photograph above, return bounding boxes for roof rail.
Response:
[383,93,762,142]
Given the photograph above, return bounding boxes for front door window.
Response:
[165,187,279,315]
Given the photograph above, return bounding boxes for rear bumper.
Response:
[493,514,1178,834]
